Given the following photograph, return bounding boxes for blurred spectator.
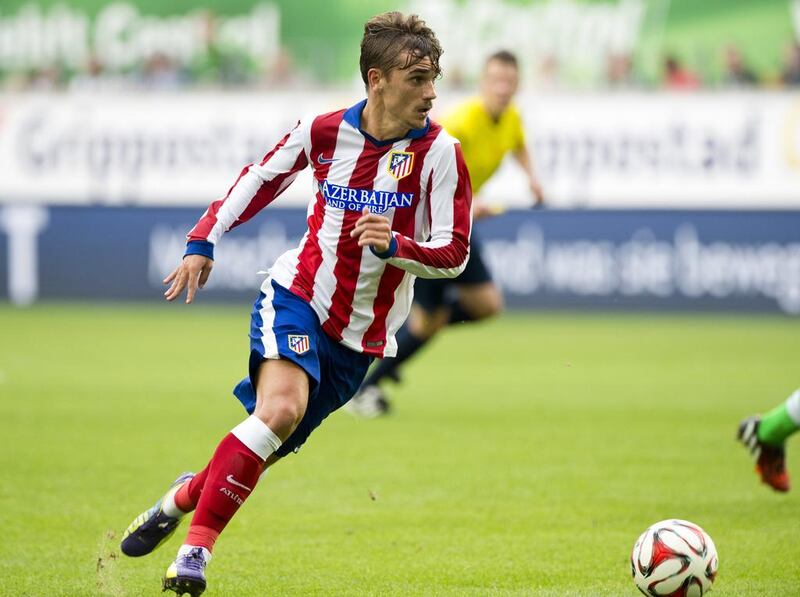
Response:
[262,47,311,89]
[1,70,30,92]
[605,52,636,88]
[267,48,297,87]
[444,65,467,91]
[663,54,701,90]
[722,44,758,87]
[26,65,64,91]
[781,43,800,86]
[536,54,561,90]
[140,53,188,90]
[69,54,130,92]
[189,10,257,88]
[4,33,800,93]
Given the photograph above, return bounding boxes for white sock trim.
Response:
[785,389,800,426]
[160,485,185,518]
[231,415,282,461]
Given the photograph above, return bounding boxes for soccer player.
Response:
[737,388,800,492]
[118,12,472,596]
[348,50,544,417]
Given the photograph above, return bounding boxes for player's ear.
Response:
[367,67,384,93]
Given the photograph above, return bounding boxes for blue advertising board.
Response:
[1,206,798,314]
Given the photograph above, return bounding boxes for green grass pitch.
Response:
[1,304,798,596]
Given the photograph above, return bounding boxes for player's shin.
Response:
[172,462,270,514]
[183,416,281,552]
[758,389,800,446]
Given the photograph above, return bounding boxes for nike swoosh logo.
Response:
[317,154,337,164]
[226,474,253,492]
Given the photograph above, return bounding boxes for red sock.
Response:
[184,433,265,552]
[173,466,209,513]
[185,525,220,552]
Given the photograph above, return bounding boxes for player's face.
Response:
[481,59,519,117]
[383,55,438,130]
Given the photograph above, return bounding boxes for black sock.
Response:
[361,325,428,388]
[448,298,477,325]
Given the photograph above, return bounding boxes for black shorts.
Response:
[413,236,492,313]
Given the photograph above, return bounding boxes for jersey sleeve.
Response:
[184,118,310,259]
[380,142,472,279]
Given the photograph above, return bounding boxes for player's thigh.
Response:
[413,276,448,313]
[276,335,372,457]
[456,281,504,319]
[246,279,320,437]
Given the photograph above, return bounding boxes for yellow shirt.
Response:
[439,98,526,194]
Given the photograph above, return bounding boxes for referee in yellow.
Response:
[349,50,545,417]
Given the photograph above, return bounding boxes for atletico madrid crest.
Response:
[288,334,310,355]
[388,151,415,180]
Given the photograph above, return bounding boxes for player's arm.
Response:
[164,119,310,303]
[356,143,472,279]
[513,142,544,206]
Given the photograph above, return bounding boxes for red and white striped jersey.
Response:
[187,100,472,357]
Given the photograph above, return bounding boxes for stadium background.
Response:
[1,0,799,312]
[1,1,799,595]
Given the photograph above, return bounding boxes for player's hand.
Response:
[350,207,392,253]
[473,203,499,220]
[163,254,214,304]
[530,179,545,208]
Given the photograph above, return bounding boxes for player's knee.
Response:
[470,291,503,320]
[413,317,443,339]
[484,292,504,318]
[254,392,305,438]
[408,308,447,339]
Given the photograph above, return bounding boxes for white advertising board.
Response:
[1,91,799,208]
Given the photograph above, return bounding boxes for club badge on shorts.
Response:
[288,334,310,355]
[388,151,414,180]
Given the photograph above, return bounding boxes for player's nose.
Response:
[422,80,437,100]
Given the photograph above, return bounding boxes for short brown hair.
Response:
[360,12,443,86]
[486,50,519,70]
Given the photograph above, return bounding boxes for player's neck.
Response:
[361,99,408,141]
[481,98,505,122]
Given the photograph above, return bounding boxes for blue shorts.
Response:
[232,279,373,457]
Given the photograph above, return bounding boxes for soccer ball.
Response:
[631,519,718,597]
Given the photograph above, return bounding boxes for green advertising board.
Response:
[0,0,796,85]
